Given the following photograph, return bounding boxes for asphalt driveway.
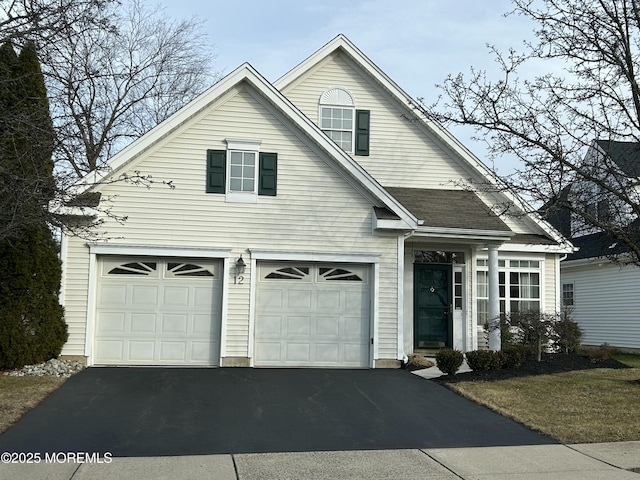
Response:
[0,368,555,456]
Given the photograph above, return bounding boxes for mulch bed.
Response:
[433,353,630,384]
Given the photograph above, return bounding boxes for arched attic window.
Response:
[319,88,370,156]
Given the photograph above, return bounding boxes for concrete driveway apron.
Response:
[0,368,555,457]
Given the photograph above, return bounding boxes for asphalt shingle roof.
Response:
[566,230,628,261]
[595,140,640,177]
[384,187,512,232]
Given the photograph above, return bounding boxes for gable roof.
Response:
[70,62,418,228]
[275,34,571,250]
[595,140,640,178]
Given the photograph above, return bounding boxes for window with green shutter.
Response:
[319,88,370,155]
[206,147,277,198]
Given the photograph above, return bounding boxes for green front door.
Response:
[414,264,453,350]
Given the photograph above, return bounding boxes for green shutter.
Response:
[258,152,277,196]
[206,149,226,193]
[355,109,370,156]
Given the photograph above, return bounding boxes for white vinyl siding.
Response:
[561,262,640,349]
[544,253,558,312]
[60,240,91,357]
[61,84,399,363]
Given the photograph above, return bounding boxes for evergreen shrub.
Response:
[465,350,495,371]
[435,349,464,375]
[0,226,67,369]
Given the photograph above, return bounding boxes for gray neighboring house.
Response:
[554,140,640,350]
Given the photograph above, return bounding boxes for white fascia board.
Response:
[50,205,99,217]
[88,243,232,258]
[373,217,414,231]
[499,243,575,254]
[560,257,598,268]
[562,252,634,268]
[409,227,513,243]
[249,249,380,264]
[275,34,569,248]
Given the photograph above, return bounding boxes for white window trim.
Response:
[476,255,546,316]
[225,138,261,203]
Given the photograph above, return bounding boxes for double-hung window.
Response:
[229,150,256,193]
[562,282,574,310]
[321,106,353,152]
[206,139,277,202]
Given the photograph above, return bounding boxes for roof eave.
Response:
[409,226,514,243]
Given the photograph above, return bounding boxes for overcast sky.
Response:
[162,0,540,173]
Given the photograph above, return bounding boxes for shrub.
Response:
[502,347,525,369]
[587,343,618,362]
[503,310,556,361]
[0,226,68,370]
[465,349,519,371]
[552,313,583,353]
[465,350,495,371]
[492,351,508,369]
[435,349,464,375]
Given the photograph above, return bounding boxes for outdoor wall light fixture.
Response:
[235,255,246,275]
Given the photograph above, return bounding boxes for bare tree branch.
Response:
[0,0,218,242]
[426,0,640,264]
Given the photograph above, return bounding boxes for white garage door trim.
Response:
[93,256,223,366]
[254,262,372,367]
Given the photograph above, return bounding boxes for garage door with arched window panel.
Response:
[94,257,222,365]
[254,263,371,367]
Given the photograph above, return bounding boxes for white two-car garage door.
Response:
[94,257,222,366]
[254,262,371,367]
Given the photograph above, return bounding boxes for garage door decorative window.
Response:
[167,262,214,277]
[265,266,310,280]
[263,265,364,282]
[107,262,157,275]
[318,267,362,281]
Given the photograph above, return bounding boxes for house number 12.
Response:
[234,275,244,284]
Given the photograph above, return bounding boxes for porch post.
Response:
[488,245,501,351]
